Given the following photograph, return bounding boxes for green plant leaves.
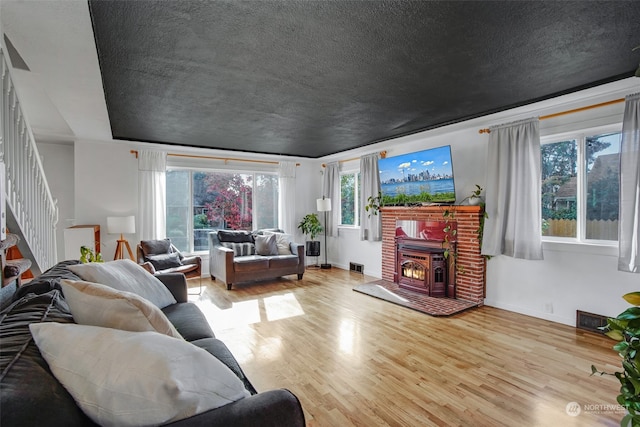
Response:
[625,292,640,306]
[298,213,323,241]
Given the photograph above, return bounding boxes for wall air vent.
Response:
[576,310,608,334]
[349,262,364,274]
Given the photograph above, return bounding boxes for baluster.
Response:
[1,56,5,164]
[26,144,32,240]
[8,85,15,207]
[29,148,35,240]
[19,114,27,226]
[12,91,19,212]
[15,108,22,221]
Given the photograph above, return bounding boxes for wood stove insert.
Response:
[395,220,456,298]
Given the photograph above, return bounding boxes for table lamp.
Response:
[107,216,135,261]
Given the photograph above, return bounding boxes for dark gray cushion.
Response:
[268,255,299,269]
[218,230,254,243]
[146,252,182,270]
[162,303,215,341]
[191,338,257,395]
[12,260,82,302]
[234,256,269,272]
[140,238,171,256]
[255,234,278,256]
[0,290,96,426]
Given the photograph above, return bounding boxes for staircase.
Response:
[1,44,58,287]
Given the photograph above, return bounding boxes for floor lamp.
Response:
[107,216,136,261]
[317,197,332,269]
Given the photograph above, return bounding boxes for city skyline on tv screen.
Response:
[378,145,455,204]
[379,145,453,183]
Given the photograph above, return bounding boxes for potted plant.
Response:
[79,245,103,263]
[465,184,484,206]
[297,213,323,257]
[365,192,383,217]
[592,291,640,426]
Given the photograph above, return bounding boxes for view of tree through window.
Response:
[541,131,621,241]
[541,140,578,237]
[166,170,278,252]
[585,133,621,240]
[341,172,360,226]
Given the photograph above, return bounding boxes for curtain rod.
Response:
[321,150,387,168]
[478,97,626,134]
[130,150,300,166]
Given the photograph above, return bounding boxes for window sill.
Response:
[541,239,618,257]
[338,225,360,229]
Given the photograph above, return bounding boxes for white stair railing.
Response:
[1,47,58,272]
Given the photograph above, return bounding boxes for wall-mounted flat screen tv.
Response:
[378,145,456,205]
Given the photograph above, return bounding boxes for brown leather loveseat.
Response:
[209,229,304,290]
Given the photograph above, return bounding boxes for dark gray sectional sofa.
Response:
[0,260,305,426]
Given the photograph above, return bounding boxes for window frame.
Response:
[166,166,279,254]
[540,123,621,247]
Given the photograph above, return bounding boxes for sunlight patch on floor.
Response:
[193,292,305,331]
[194,298,261,329]
[338,318,357,356]
[264,293,305,321]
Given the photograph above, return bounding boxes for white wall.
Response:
[486,243,639,325]
[36,141,75,261]
[74,141,138,261]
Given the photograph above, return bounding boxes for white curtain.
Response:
[278,161,297,234]
[619,92,640,273]
[138,150,167,241]
[481,118,544,260]
[322,162,340,237]
[360,153,382,241]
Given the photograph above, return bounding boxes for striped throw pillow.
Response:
[221,242,256,257]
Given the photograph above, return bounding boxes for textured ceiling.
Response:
[88,1,640,158]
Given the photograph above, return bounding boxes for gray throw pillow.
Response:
[255,234,278,256]
[145,252,182,271]
[140,239,171,256]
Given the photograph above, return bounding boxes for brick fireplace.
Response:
[381,206,486,305]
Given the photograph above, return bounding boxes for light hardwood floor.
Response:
[187,268,622,426]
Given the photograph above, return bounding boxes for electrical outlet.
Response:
[544,303,554,314]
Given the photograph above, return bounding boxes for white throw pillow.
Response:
[29,323,251,427]
[255,233,278,256]
[60,279,182,339]
[263,231,293,255]
[68,259,176,308]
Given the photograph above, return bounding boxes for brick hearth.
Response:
[381,206,486,305]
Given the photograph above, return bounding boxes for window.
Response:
[340,172,360,226]
[541,129,621,242]
[166,169,278,253]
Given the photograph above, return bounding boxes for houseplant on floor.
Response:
[298,213,323,258]
[592,291,640,426]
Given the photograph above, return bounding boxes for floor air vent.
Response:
[576,310,608,334]
[349,262,364,274]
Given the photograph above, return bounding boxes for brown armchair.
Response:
[136,238,202,281]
